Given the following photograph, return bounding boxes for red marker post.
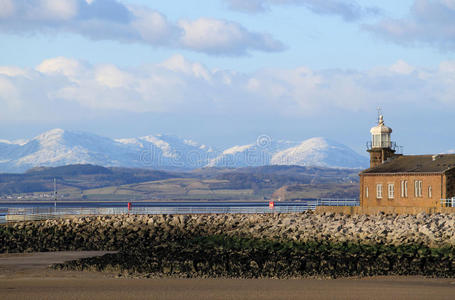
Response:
[128,202,132,211]
[269,201,275,209]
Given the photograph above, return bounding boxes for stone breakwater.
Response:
[2,212,455,278]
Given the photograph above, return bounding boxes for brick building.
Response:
[359,116,455,208]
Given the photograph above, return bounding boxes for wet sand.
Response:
[0,252,116,276]
[1,252,455,300]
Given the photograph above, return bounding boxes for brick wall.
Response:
[367,148,398,168]
[359,173,442,208]
[315,206,455,215]
[368,150,383,168]
[445,168,455,199]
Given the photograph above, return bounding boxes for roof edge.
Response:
[360,172,444,176]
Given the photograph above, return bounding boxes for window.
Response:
[365,186,369,198]
[428,185,432,198]
[388,183,394,199]
[401,180,408,198]
[414,180,422,197]
[377,184,383,199]
[372,133,391,148]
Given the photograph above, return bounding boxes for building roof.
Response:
[361,154,455,174]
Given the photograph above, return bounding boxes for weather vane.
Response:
[376,106,382,124]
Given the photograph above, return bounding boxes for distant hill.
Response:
[0,164,179,195]
[26,164,113,176]
[201,165,359,196]
[0,164,360,200]
[272,183,359,200]
[0,129,138,173]
[0,129,213,173]
[271,137,368,169]
[0,129,368,172]
[209,138,368,169]
[207,140,298,168]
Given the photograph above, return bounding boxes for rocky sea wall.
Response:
[2,212,455,278]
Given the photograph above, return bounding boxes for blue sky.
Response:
[1,0,455,154]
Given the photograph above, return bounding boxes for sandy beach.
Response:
[0,252,454,300]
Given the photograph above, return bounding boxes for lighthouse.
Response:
[367,115,399,168]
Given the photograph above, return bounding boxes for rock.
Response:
[4,212,455,278]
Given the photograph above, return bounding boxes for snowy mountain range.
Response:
[0,129,369,173]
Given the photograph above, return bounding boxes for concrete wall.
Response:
[360,173,443,208]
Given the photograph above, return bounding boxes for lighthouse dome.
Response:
[370,115,392,135]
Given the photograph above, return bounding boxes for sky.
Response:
[1,0,455,155]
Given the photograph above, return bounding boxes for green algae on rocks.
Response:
[2,213,455,278]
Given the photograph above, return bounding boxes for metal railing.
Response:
[440,198,455,208]
[316,198,359,207]
[1,205,318,223]
[0,199,361,223]
[366,141,398,151]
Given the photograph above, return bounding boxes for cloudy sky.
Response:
[1,0,455,154]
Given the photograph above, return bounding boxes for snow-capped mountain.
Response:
[0,130,368,172]
[0,129,138,172]
[208,140,299,168]
[116,134,213,169]
[271,137,368,169]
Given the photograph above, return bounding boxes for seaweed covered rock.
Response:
[3,212,455,278]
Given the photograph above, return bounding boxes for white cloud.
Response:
[0,0,14,18]
[443,0,455,10]
[94,65,133,88]
[440,60,455,73]
[0,0,283,56]
[161,55,212,81]
[179,18,284,55]
[224,0,380,21]
[129,7,177,45]
[36,57,86,78]
[0,76,22,113]
[389,60,415,75]
[36,0,79,20]
[1,56,455,122]
[0,66,28,77]
[366,0,455,51]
